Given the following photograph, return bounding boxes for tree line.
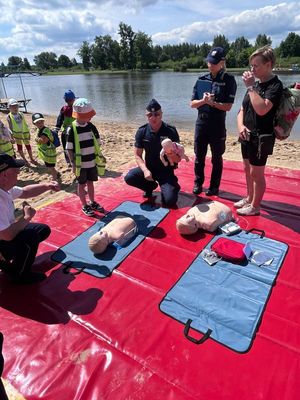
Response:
[2,22,300,73]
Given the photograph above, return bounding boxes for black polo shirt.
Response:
[242,75,283,134]
[135,121,179,171]
[191,70,237,124]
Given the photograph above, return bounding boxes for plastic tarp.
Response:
[1,159,300,400]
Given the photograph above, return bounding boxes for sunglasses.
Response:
[146,111,161,118]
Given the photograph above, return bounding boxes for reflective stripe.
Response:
[0,139,14,156]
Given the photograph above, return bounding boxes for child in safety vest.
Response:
[0,118,15,157]
[32,113,59,181]
[6,98,38,166]
[66,98,106,217]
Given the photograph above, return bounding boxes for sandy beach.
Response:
[2,112,300,210]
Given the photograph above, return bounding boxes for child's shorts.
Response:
[77,166,98,184]
[45,162,56,168]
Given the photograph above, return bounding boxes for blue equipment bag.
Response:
[159,229,288,352]
[51,129,61,147]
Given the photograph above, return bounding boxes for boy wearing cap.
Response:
[55,89,76,166]
[0,154,60,284]
[32,112,59,181]
[190,47,237,196]
[124,98,181,207]
[6,98,37,166]
[66,98,106,217]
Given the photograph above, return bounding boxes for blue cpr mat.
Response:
[51,201,169,278]
[159,229,288,352]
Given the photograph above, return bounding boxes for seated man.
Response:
[88,216,137,254]
[0,154,60,284]
[124,99,181,207]
[176,200,233,235]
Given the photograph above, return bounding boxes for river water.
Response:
[1,71,300,139]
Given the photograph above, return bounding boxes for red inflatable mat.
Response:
[0,159,300,400]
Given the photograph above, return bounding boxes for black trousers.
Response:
[61,129,70,164]
[124,167,180,207]
[0,223,51,278]
[194,122,226,189]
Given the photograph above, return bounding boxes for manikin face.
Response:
[177,213,198,234]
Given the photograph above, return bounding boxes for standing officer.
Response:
[124,99,180,207]
[190,47,237,196]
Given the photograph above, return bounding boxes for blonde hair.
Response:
[250,46,276,68]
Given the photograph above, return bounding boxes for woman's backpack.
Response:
[274,85,300,140]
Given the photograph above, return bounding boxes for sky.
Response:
[0,0,300,64]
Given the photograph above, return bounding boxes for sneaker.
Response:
[89,201,105,213]
[13,271,47,284]
[82,204,95,217]
[234,198,250,209]
[237,205,260,216]
[193,184,202,195]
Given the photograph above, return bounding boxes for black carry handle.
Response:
[63,263,86,275]
[184,319,212,345]
[245,228,265,238]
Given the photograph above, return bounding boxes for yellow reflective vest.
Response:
[72,121,106,177]
[8,112,30,145]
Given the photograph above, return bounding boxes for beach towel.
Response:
[51,201,169,278]
[159,229,288,352]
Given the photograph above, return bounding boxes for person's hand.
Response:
[22,202,36,221]
[242,71,255,88]
[203,92,211,103]
[144,169,154,181]
[238,126,250,141]
[48,181,61,191]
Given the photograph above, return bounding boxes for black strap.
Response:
[184,319,212,345]
[63,263,86,276]
[245,228,265,238]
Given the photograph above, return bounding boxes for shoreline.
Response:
[2,111,299,210]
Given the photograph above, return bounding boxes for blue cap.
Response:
[63,89,75,101]
[206,47,226,64]
[146,99,161,112]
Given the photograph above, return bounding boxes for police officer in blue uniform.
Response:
[191,47,237,196]
[124,99,180,207]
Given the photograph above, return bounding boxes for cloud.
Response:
[152,2,300,45]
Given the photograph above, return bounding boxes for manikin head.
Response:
[161,138,174,155]
[176,213,198,235]
[88,230,110,254]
